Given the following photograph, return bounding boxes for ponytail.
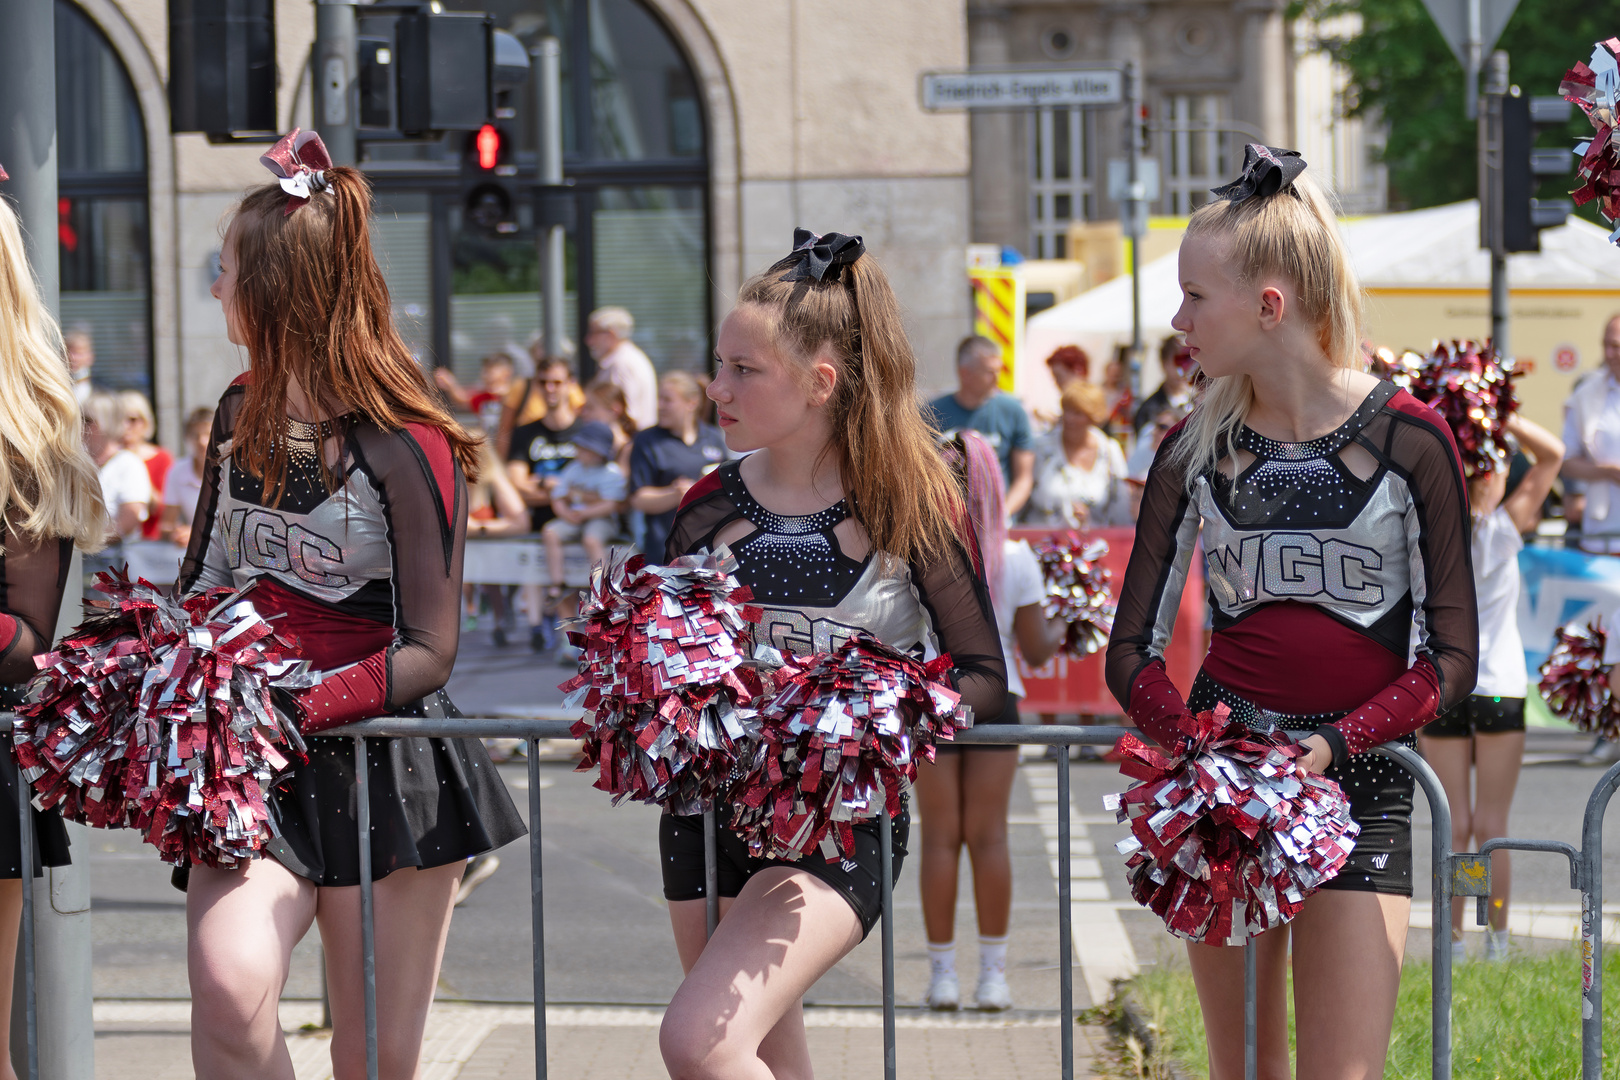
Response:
[1168,169,1363,485]
[737,243,963,565]
[228,166,481,506]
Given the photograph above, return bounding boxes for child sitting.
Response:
[542,421,626,635]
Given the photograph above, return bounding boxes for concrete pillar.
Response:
[967,3,1025,249]
[1237,0,1289,145]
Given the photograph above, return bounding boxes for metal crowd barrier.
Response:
[12,716,1620,1080]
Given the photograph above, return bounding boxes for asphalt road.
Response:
[86,626,1620,1005]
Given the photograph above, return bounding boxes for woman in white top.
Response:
[915,431,1059,1012]
[1417,413,1563,961]
[1023,381,1128,528]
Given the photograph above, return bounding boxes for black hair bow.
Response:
[782,228,865,282]
[1209,144,1307,202]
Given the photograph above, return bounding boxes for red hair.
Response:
[227,167,480,505]
[1046,345,1090,379]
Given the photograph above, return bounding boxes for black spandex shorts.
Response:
[660,806,910,937]
[936,694,1020,754]
[1188,674,1415,897]
[1424,694,1526,738]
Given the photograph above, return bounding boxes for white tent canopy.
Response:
[1019,201,1620,418]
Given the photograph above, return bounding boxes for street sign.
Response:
[921,69,1122,110]
[1419,0,1519,71]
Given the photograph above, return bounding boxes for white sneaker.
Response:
[974,971,1013,1011]
[1485,928,1511,961]
[926,971,959,1011]
[1451,937,1466,963]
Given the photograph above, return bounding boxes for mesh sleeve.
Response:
[1104,431,1200,743]
[911,539,1008,726]
[178,386,246,594]
[1326,408,1478,758]
[0,529,72,686]
[295,426,467,732]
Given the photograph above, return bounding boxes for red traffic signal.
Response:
[475,123,501,171]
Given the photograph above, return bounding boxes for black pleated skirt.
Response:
[263,690,527,887]
[0,732,71,877]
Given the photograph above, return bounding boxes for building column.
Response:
[1236,0,1289,145]
[968,3,1024,249]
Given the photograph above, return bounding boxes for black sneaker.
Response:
[530,625,547,653]
[492,625,508,648]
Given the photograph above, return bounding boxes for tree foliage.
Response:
[1294,0,1620,212]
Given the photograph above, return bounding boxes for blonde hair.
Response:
[1060,381,1109,425]
[1169,170,1363,483]
[117,390,155,441]
[738,246,962,565]
[0,201,107,550]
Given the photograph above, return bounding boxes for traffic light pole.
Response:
[535,37,566,361]
[314,0,359,166]
[1479,50,1509,357]
[1123,61,1145,399]
[0,5,95,1078]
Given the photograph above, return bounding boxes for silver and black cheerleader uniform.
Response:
[658,461,1007,933]
[1106,381,1478,896]
[0,532,74,876]
[179,376,525,886]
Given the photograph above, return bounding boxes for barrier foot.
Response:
[1243,936,1256,1080]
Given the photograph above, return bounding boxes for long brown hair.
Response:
[738,249,963,564]
[227,167,480,504]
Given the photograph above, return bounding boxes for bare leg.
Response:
[1417,733,1474,937]
[661,868,863,1080]
[1471,730,1526,930]
[1185,928,1292,1080]
[581,532,607,569]
[543,526,566,586]
[911,754,964,944]
[0,879,21,1080]
[1291,889,1409,1080]
[187,859,318,1080]
[959,748,1018,938]
[318,861,465,1080]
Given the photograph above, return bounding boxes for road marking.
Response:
[1021,763,1138,1005]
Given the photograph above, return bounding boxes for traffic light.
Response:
[169,0,277,140]
[1502,89,1575,253]
[463,124,520,236]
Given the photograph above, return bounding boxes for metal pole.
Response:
[534,37,567,360]
[529,737,547,1080]
[1464,0,1482,120]
[1374,743,1453,1080]
[702,808,719,939]
[1243,937,1256,1080]
[1579,762,1620,1079]
[354,737,379,1080]
[16,747,34,1080]
[1483,51,1510,359]
[313,0,359,166]
[1123,61,1145,400]
[879,805,896,1080]
[1057,749,1074,1080]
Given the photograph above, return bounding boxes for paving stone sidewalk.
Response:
[93,1000,1112,1079]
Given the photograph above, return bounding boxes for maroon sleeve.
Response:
[1315,396,1477,765]
[295,424,466,732]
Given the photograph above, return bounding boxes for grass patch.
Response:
[1126,946,1620,1079]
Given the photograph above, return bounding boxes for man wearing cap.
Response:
[541,420,626,633]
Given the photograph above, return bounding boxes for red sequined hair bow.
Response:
[259,129,333,216]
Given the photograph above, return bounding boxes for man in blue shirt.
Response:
[927,335,1035,516]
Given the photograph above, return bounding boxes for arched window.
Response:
[55,1,151,395]
[366,0,709,387]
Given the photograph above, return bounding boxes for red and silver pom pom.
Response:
[1561,39,1620,241]
[1034,534,1116,656]
[1539,619,1619,736]
[13,571,317,868]
[1388,339,1519,479]
[725,635,967,861]
[561,548,764,815]
[1105,705,1360,944]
